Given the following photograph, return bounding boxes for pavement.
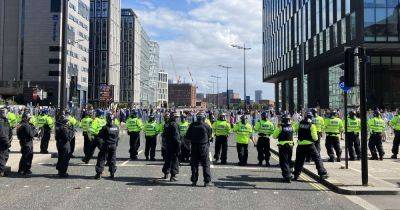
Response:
[0,131,380,210]
[269,134,400,195]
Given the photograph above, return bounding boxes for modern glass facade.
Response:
[263,0,400,110]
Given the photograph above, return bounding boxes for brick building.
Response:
[168,83,196,107]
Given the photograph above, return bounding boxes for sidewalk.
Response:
[6,132,84,172]
[270,136,400,195]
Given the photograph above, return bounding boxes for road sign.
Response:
[339,82,351,93]
[99,84,114,103]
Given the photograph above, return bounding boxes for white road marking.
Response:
[344,195,380,210]
[23,186,29,188]
[148,188,153,191]
[85,187,91,189]
[273,191,278,195]
[253,191,258,194]
[127,188,132,190]
[121,150,143,166]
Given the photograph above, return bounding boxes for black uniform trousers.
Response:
[306,133,322,162]
[162,143,180,176]
[236,143,249,165]
[214,136,228,163]
[128,132,141,159]
[180,137,191,162]
[19,140,33,173]
[84,137,101,162]
[96,144,117,174]
[83,132,91,157]
[278,144,293,179]
[294,144,327,177]
[346,132,361,159]
[392,131,400,155]
[145,136,157,159]
[0,146,9,173]
[161,137,166,160]
[190,143,211,183]
[40,128,51,153]
[257,136,271,164]
[70,136,76,156]
[56,140,71,174]
[325,135,342,160]
[369,133,385,158]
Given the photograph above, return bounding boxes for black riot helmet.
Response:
[311,108,318,117]
[196,112,205,123]
[330,110,338,118]
[22,112,31,121]
[149,115,155,122]
[106,112,114,126]
[281,114,291,125]
[261,112,268,120]
[218,113,226,121]
[240,115,246,124]
[349,111,356,119]
[373,110,381,118]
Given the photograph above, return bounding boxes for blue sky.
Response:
[121,0,274,100]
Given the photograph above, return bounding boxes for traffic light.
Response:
[344,48,356,87]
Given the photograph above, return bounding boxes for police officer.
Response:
[346,111,361,160]
[212,113,231,165]
[160,113,170,161]
[162,112,181,181]
[272,114,294,183]
[80,110,94,158]
[0,108,11,177]
[324,110,344,162]
[16,112,37,175]
[186,112,212,187]
[83,109,106,163]
[367,110,386,160]
[39,109,54,154]
[311,108,324,152]
[66,111,78,157]
[293,112,328,181]
[178,114,190,162]
[233,115,253,166]
[390,110,400,159]
[55,111,75,177]
[95,113,120,179]
[254,112,275,167]
[126,110,143,160]
[144,115,160,161]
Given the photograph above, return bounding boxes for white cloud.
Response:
[134,0,274,100]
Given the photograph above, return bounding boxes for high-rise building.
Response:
[255,90,262,103]
[120,9,137,105]
[157,69,168,108]
[263,0,400,111]
[139,27,151,107]
[149,41,160,106]
[0,0,90,106]
[168,83,196,107]
[89,0,121,103]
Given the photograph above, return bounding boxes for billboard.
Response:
[99,84,114,103]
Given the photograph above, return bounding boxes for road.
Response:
[0,132,395,209]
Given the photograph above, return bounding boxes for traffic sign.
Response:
[339,82,351,93]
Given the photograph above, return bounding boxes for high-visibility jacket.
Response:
[178,121,190,137]
[233,122,253,144]
[67,116,79,127]
[90,117,107,136]
[144,121,160,137]
[324,117,344,137]
[390,115,400,131]
[313,115,324,133]
[7,112,17,128]
[295,120,318,145]
[80,117,93,133]
[212,120,231,137]
[254,119,275,136]
[368,117,386,133]
[272,124,294,146]
[36,115,54,128]
[126,117,143,132]
[346,117,361,133]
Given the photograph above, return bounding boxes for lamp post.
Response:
[211,75,221,109]
[218,65,232,110]
[231,44,251,108]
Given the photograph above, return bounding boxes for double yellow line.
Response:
[270,153,327,192]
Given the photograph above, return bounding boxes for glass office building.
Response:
[263,0,400,111]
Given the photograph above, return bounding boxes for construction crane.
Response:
[170,55,181,83]
[187,67,198,89]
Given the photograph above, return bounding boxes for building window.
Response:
[49,58,61,64]
[49,46,61,51]
[51,0,61,13]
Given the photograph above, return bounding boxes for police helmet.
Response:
[310,108,318,116]
[149,115,155,121]
[281,114,291,124]
[373,110,381,117]
[130,110,137,117]
[218,113,226,121]
[240,115,247,122]
[261,112,268,119]
[305,112,313,120]
[349,110,356,118]
[196,112,205,122]
[22,112,31,121]
[330,110,338,118]
[106,113,114,125]
[95,109,104,117]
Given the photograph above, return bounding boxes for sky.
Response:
[121,0,274,100]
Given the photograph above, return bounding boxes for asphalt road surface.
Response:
[0,133,396,209]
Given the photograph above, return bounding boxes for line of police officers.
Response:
[1,106,400,186]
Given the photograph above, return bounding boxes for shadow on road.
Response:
[114,176,192,187]
[6,171,93,180]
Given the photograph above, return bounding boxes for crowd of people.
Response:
[0,104,399,186]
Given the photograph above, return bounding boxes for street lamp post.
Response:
[211,75,221,109]
[218,65,232,110]
[60,0,69,110]
[231,44,251,108]
[68,39,84,107]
